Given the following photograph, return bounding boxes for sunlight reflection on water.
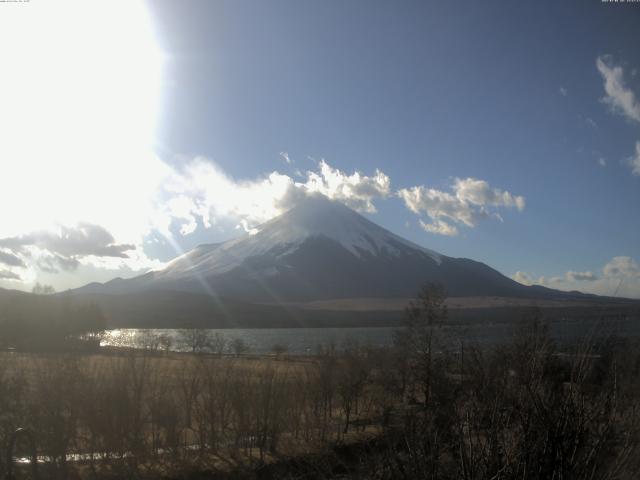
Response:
[100,327,398,354]
[100,318,640,355]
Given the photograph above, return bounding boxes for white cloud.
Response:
[303,160,391,213]
[596,56,640,123]
[512,271,545,286]
[237,219,259,235]
[565,270,598,282]
[398,187,479,229]
[0,223,164,282]
[398,178,525,236]
[161,196,202,236]
[157,157,392,238]
[157,159,296,236]
[279,152,292,164]
[0,250,25,268]
[598,157,607,167]
[513,271,533,285]
[0,223,135,259]
[629,141,640,176]
[37,254,80,274]
[453,178,525,211]
[419,219,458,237]
[603,256,639,278]
[514,256,640,299]
[559,87,568,96]
[0,270,21,281]
[596,57,640,177]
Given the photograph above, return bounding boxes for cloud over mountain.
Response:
[157,158,391,237]
[398,178,525,236]
[2,145,528,289]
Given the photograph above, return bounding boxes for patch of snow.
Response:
[158,196,442,280]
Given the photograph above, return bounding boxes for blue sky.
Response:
[0,0,639,297]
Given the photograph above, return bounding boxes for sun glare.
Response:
[0,0,167,245]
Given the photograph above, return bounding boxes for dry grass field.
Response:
[0,346,388,479]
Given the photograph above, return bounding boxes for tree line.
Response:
[0,294,106,350]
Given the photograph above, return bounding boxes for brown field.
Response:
[0,346,387,479]
[0,349,310,381]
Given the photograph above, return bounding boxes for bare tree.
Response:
[271,343,288,360]
[31,282,56,295]
[158,332,173,352]
[209,332,227,356]
[395,282,448,406]
[337,339,370,434]
[178,329,212,353]
[231,337,249,356]
[138,330,161,351]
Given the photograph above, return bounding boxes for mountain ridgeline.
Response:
[66,196,636,328]
[79,196,570,300]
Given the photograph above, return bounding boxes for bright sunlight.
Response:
[0,1,167,249]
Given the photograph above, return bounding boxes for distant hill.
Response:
[0,288,106,349]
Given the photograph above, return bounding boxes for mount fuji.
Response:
[69,195,631,327]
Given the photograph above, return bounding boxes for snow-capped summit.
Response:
[241,195,442,261]
[75,194,587,304]
[159,195,441,281]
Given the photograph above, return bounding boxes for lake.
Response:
[101,317,640,354]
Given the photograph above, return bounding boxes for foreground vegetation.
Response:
[0,285,639,479]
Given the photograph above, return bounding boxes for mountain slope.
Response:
[155,195,442,282]
[73,195,607,304]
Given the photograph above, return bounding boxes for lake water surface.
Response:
[102,317,640,354]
